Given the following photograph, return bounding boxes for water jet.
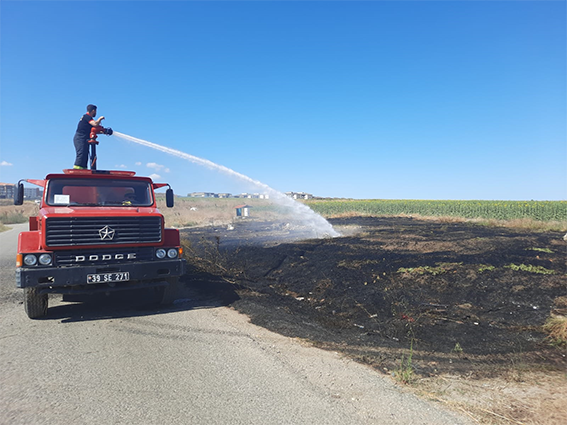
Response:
[113,131,340,238]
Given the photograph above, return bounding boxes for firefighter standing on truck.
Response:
[73,104,105,169]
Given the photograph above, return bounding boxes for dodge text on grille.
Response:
[74,253,137,262]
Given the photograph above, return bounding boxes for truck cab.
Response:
[14,169,186,319]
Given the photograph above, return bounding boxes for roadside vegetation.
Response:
[3,197,565,232]
[0,211,28,224]
[0,199,33,232]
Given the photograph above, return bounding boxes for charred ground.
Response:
[180,216,566,380]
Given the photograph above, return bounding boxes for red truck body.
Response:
[15,169,186,318]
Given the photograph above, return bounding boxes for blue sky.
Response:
[1,0,565,200]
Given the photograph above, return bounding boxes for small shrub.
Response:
[452,342,464,354]
[478,265,495,273]
[542,315,567,347]
[394,340,415,385]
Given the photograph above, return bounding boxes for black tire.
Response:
[159,278,180,305]
[24,287,48,319]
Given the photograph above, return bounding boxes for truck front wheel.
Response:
[159,278,180,305]
[24,287,48,319]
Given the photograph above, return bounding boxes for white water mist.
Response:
[113,131,340,238]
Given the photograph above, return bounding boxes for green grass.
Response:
[305,199,567,223]
[397,266,447,276]
[505,264,556,275]
[478,265,496,273]
[397,262,462,276]
[527,247,554,254]
[396,263,557,275]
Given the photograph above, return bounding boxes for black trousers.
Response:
[73,135,89,168]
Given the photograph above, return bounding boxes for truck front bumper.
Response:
[16,259,186,292]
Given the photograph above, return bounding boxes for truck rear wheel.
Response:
[24,287,48,319]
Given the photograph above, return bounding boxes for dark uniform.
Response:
[73,113,94,168]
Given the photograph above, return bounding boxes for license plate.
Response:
[87,272,130,284]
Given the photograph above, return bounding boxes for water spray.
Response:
[113,131,340,238]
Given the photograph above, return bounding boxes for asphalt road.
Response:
[0,223,471,425]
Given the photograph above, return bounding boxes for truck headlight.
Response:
[167,248,178,259]
[24,254,37,266]
[39,254,53,266]
[155,249,166,259]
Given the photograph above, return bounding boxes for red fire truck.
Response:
[14,168,186,319]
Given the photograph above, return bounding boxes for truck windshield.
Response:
[45,178,153,207]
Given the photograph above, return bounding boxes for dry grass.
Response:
[0,201,37,232]
[158,198,240,228]
[326,211,567,232]
[476,217,567,232]
[158,197,302,228]
[327,211,371,219]
[418,371,567,425]
[180,235,248,284]
[0,201,37,225]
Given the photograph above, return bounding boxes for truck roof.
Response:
[26,169,168,190]
[62,169,137,177]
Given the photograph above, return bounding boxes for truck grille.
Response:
[45,217,162,247]
[55,247,155,266]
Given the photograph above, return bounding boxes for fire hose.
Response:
[88,125,113,170]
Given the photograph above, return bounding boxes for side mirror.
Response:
[166,188,174,208]
[14,182,24,205]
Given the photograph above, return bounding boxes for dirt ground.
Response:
[180,216,567,425]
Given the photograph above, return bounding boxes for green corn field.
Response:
[305,199,567,222]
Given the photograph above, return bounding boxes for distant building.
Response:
[188,192,217,198]
[188,191,269,199]
[236,193,270,199]
[286,191,313,200]
[24,187,42,200]
[0,183,15,199]
[0,183,42,200]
